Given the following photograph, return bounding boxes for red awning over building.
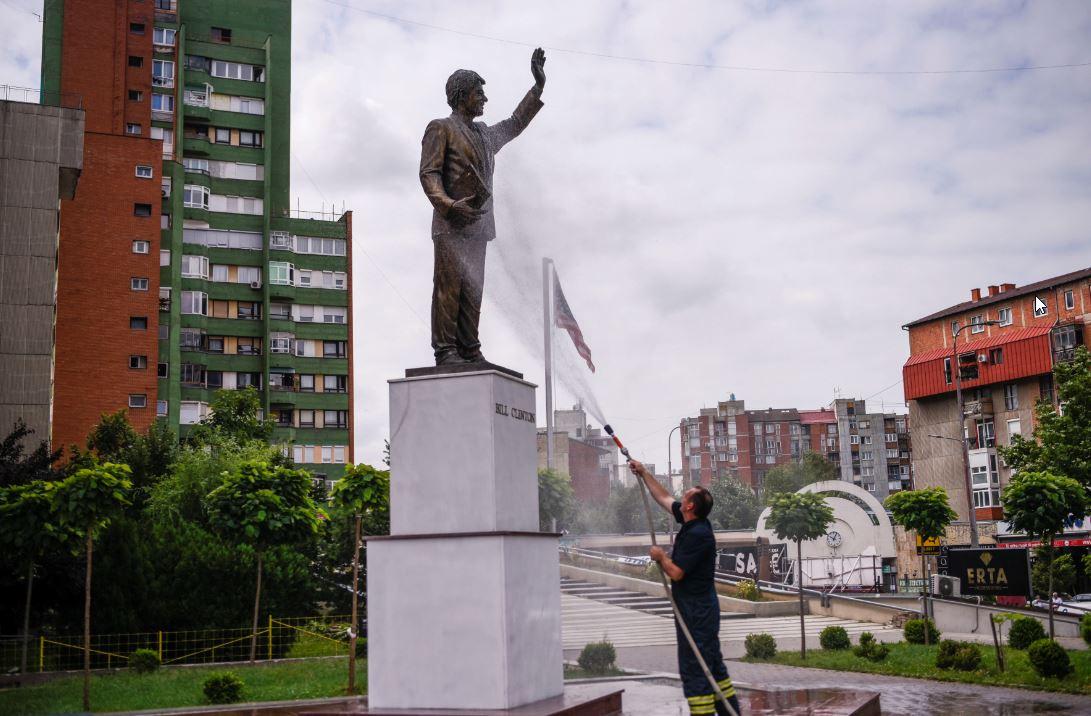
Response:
[902,325,1053,401]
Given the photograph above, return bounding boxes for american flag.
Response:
[553,270,595,373]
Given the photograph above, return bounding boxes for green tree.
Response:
[84,411,176,509]
[762,452,837,502]
[191,387,274,445]
[885,487,957,646]
[608,482,672,534]
[1001,471,1086,637]
[0,419,62,487]
[766,492,834,659]
[0,481,73,674]
[1000,347,1091,487]
[1032,550,1077,597]
[50,462,132,711]
[330,463,390,694]
[708,475,761,529]
[538,468,574,532]
[206,460,323,662]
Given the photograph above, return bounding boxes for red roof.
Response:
[902,325,1054,401]
[798,409,836,424]
[904,325,1053,366]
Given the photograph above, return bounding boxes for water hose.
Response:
[604,425,739,716]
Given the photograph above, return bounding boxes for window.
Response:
[131,277,149,291]
[210,60,263,82]
[299,410,315,428]
[128,394,147,408]
[180,363,206,386]
[323,375,347,393]
[861,451,873,461]
[323,341,346,358]
[130,22,145,33]
[269,262,294,285]
[861,466,874,477]
[179,401,208,425]
[183,157,209,174]
[159,286,171,311]
[1006,418,1021,444]
[153,27,176,46]
[295,374,314,392]
[160,249,171,267]
[157,363,169,379]
[269,303,291,320]
[322,306,347,324]
[231,266,258,286]
[270,332,294,353]
[270,231,292,250]
[970,315,985,333]
[158,322,169,339]
[135,164,153,179]
[129,355,147,369]
[214,127,231,144]
[130,316,148,330]
[943,357,952,385]
[850,434,860,445]
[295,340,317,357]
[297,269,312,287]
[211,264,229,282]
[977,420,995,449]
[886,448,899,458]
[864,483,876,492]
[294,236,347,256]
[236,301,261,319]
[209,195,263,215]
[128,55,144,67]
[973,489,1001,508]
[152,59,174,87]
[989,347,1004,365]
[156,400,168,417]
[1064,290,1075,310]
[237,97,263,115]
[998,307,1012,326]
[1053,324,1084,362]
[324,411,348,428]
[151,93,174,113]
[126,123,142,135]
[885,432,897,443]
[210,26,232,43]
[296,305,314,322]
[1003,384,1018,410]
[862,435,873,444]
[238,130,262,147]
[128,89,143,101]
[236,372,262,389]
[183,185,210,209]
[180,290,208,315]
[132,240,150,254]
[180,255,209,278]
[321,446,334,464]
[180,328,204,349]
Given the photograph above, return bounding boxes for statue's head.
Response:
[446,69,487,117]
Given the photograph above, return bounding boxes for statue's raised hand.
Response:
[531,47,546,91]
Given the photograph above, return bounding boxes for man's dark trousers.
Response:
[675,597,739,715]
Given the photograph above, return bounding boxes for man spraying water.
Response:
[628,458,742,716]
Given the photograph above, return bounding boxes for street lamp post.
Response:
[667,424,681,545]
[944,319,1001,548]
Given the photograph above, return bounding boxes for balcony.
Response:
[963,397,994,418]
[154,0,177,21]
[152,76,175,89]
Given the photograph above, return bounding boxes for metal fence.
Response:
[0,614,357,673]
[0,84,83,109]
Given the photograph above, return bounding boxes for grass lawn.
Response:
[744,642,1091,695]
[563,664,629,679]
[0,657,365,714]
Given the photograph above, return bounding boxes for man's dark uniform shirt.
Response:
[670,502,739,716]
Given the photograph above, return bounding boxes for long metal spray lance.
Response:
[603,425,739,716]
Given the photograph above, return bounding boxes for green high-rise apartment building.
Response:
[42,0,354,481]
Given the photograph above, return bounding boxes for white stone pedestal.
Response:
[366,368,563,711]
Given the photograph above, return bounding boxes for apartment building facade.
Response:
[679,396,911,498]
[902,268,1090,522]
[41,0,353,480]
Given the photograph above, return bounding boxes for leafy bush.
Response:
[1079,613,1091,647]
[736,579,760,601]
[203,672,244,704]
[853,632,889,662]
[744,633,777,659]
[128,648,160,674]
[577,640,617,674]
[936,640,981,671]
[1008,616,1047,650]
[903,618,940,644]
[1026,639,1073,679]
[819,625,851,651]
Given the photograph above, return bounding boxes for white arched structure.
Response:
[754,480,897,562]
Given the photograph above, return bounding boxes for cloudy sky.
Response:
[3,1,1090,472]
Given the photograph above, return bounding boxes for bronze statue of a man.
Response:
[420,48,546,366]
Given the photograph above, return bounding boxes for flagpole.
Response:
[542,257,555,471]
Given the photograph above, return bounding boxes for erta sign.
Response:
[945,547,1030,597]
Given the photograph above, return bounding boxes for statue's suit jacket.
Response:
[420,89,543,241]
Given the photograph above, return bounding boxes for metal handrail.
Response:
[0,84,83,109]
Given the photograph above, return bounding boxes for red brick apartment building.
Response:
[902,268,1090,522]
[679,397,912,499]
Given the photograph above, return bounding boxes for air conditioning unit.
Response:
[250,281,262,289]
[931,574,961,598]
[977,354,989,363]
